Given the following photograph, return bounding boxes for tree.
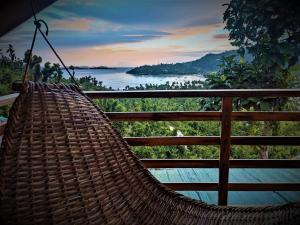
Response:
[6,44,16,63]
[224,0,300,88]
[220,0,300,158]
[42,62,53,82]
[23,49,30,65]
[52,63,63,83]
[32,63,42,82]
[23,49,43,81]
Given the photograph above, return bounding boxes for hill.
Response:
[127,50,245,75]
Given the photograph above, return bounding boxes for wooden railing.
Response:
[1,89,300,205]
[86,89,300,205]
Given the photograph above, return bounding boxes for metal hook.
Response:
[31,0,49,36]
[35,19,49,36]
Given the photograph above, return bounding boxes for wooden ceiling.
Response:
[0,0,57,37]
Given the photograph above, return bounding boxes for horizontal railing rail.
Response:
[125,136,300,146]
[85,89,300,98]
[0,93,18,107]
[164,183,300,191]
[0,89,300,205]
[141,159,300,168]
[106,111,300,121]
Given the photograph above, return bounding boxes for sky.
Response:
[0,0,234,67]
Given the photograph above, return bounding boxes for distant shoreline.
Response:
[71,66,118,70]
[61,67,203,90]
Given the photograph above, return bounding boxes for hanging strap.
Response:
[22,0,79,87]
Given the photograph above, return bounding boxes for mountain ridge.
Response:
[127,50,243,75]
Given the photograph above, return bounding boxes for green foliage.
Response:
[6,44,16,63]
[77,75,112,91]
[132,146,220,159]
[224,0,300,87]
[124,80,203,90]
[224,0,299,55]
[0,46,24,116]
[24,50,43,81]
[203,55,290,112]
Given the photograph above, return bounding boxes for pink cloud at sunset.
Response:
[50,18,93,31]
[54,46,194,67]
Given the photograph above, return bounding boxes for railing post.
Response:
[218,97,233,205]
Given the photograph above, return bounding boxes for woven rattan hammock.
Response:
[1,81,300,225]
[1,6,300,225]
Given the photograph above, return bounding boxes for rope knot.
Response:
[34,20,41,29]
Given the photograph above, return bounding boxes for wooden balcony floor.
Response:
[149,168,300,205]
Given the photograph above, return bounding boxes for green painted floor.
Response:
[149,168,300,205]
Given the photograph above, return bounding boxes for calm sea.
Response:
[63,67,204,90]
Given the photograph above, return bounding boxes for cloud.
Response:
[50,18,93,31]
[49,29,170,48]
[169,45,184,50]
[178,50,226,57]
[54,44,200,67]
[52,0,229,28]
[122,34,162,38]
[213,33,228,39]
[54,43,236,67]
[168,23,223,40]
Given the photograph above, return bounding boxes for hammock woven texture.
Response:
[1,81,299,225]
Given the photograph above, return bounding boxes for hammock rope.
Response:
[22,0,79,87]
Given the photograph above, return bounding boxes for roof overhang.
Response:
[0,0,57,37]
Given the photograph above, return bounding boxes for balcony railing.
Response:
[1,89,300,206]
